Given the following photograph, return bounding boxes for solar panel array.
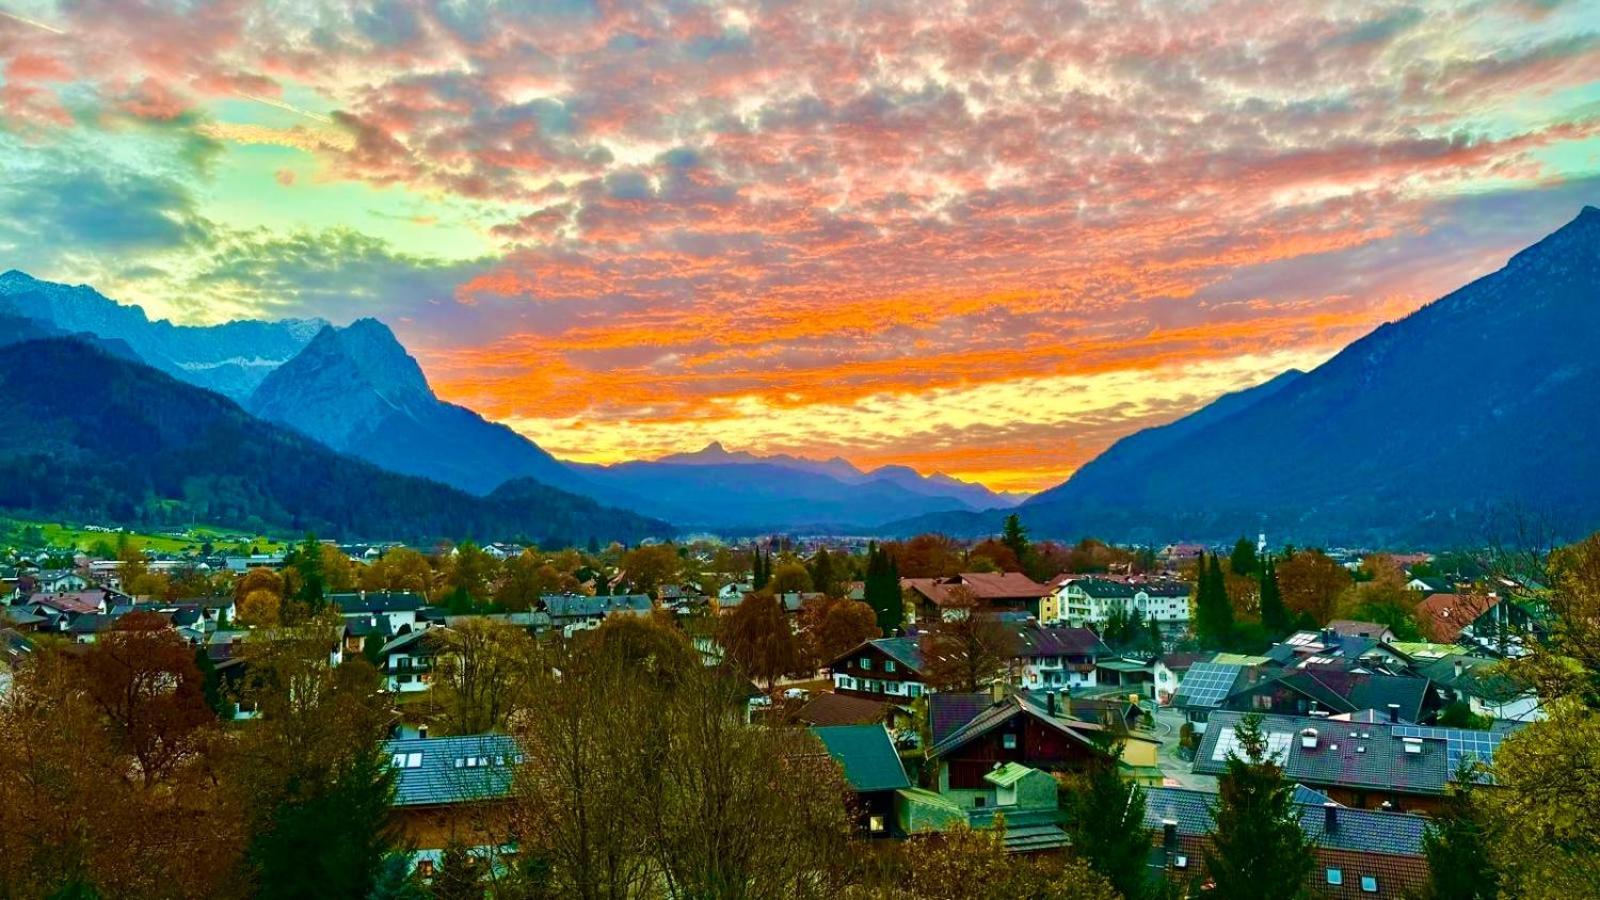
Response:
[1177,662,1241,708]
[1391,725,1508,778]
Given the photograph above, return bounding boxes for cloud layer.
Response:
[3,0,1599,489]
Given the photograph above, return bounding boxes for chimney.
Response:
[1300,727,1319,749]
[1061,689,1073,718]
[1046,691,1057,717]
[1454,660,1464,680]
[1387,703,1400,723]
[1162,819,1178,851]
[417,725,429,740]
[1323,803,1338,834]
[988,679,1006,704]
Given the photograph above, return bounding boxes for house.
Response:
[225,554,287,573]
[1413,593,1542,656]
[31,569,88,594]
[385,733,520,878]
[332,592,431,633]
[1218,667,1436,724]
[1266,629,1414,676]
[1418,654,1543,722]
[926,689,1125,787]
[1154,652,1208,706]
[541,593,652,637]
[1170,661,1255,730]
[1406,576,1455,594]
[794,692,900,727]
[828,637,929,702]
[377,629,446,693]
[902,572,1049,622]
[896,762,1067,852]
[810,724,910,837]
[1008,624,1110,691]
[1191,710,1525,813]
[1145,786,1429,898]
[1326,620,1396,642]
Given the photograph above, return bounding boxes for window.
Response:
[454,758,466,768]
[415,860,435,878]
[406,752,422,768]
[859,657,872,670]
[1002,733,1018,750]
[1326,869,1343,886]
[868,815,886,833]
[973,796,986,808]
[884,660,896,672]
[1360,876,1378,893]
[1174,855,1188,869]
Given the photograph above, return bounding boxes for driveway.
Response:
[1146,704,1218,793]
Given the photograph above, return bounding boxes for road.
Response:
[1147,704,1218,792]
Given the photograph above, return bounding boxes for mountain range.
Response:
[0,338,670,546]
[885,205,1600,545]
[0,270,1023,534]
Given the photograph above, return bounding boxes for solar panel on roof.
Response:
[1178,662,1241,708]
[1391,725,1509,780]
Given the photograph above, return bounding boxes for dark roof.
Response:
[332,592,428,615]
[1172,662,1249,709]
[1417,654,1529,703]
[542,593,652,619]
[1068,578,1137,599]
[811,725,911,792]
[840,636,925,674]
[1007,624,1109,659]
[927,691,1103,759]
[1192,710,1525,795]
[795,692,893,726]
[1159,652,1208,673]
[344,614,395,639]
[385,734,520,807]
[1144,786,1426,857]
[929,692,994,745]
[1227,668,1431,722]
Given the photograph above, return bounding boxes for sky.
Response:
[2,0,1599,493]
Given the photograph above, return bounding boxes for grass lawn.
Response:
[3,518,288,555]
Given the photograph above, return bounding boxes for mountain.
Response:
[246,319,583,496]
[0,270,323,400]
[0,337,672,545]
[564,443,1027,532]
[983,206,1600,545]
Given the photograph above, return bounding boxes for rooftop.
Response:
[810,724,911,793]
[384,733,521,807]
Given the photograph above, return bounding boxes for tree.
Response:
[1229,536,1258,577]
[716,591,805,689]
[290,532,326,608]
[864,542,904,635]
[1193,553,1234,650]
[1258,557,1289,637]
[968,538,1021,573]
[621,543,682,598]
[752,545,772,590]
[429,844,485,900]
[1206,713,1314,900]
[1421,760,1499,900]
[80,611,215,787]
[919,587,1011,693]
[898,821,1119,900]
[431,618,540,735]
[1276,549,1350,626]
[809,547,839,597]
[769,560,813,595]
[1063,739,1154,900]
[799,595,880,667]
[238,588,283,628]
[443,541,500,602]
[887,533,963,578]
[1001,514,1031,569]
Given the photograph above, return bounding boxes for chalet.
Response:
[1192,710,1525,813]
[829,637,928,702]
[902,572,1049,622]
[926,689,1116,786]
[1008,624,1109,691]
[386,733,520,878]
[1146,786,1429,898]
[377,629,446,693]
[332,592,431,633]
[1413,593,1542,656]
[810,724,910,837]
[542,593,652,637]
[1052,577,1192,629]
[31,569,88,594]
[1418,654,1542,722]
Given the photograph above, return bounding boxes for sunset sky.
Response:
[3,0,1599,492]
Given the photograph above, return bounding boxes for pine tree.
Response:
[1001,514,1031,568]
[1421,760,1499,900]
[1065,741,1155,900]
[1207,713,1315,900]
[810,547,836,597]
[1194,553,1234,650]
[1230,536,1258,577]
[864,543,904,635]
[752,545,771,590]
[1259,557,1289,638]
[293,532,325,609]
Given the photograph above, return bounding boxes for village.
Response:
[0,518,1561,899]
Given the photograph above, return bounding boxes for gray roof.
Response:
[542,593,652,619]
[1069,578,1137,599]
[811,725,911,792]
[927,691,1102,759]
[1192,710,1524,795]
[333,592,428,615]
[385,733,520,807]
[1144,786,1426,857]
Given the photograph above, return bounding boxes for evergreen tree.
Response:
[1229,536,1258,577]
[293,532,325,609]
[1259,558,1290,638]
[1147,616,1164,652]
[1207,713,1314,900]
[864,543,904,635]
[1421,761,1499,900]
[810,547,836,597]
[1065,740,1155,900]
[1194,553,1234,650]
[1001,514,1031,568]
[752,545,771,590]
[194,645,226,717]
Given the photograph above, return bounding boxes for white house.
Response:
[1053,577,1191,628]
